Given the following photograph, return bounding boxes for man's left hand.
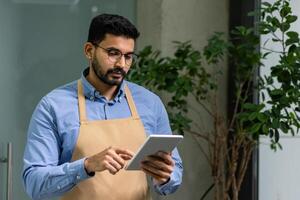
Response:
[140,151,174,185]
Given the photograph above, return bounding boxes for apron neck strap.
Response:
[77,80,139,122]
[124,84,139,119]
[77,80,87,122]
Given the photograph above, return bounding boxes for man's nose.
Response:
[115,55,126,67]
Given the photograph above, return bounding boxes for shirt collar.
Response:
[80,67,126,103]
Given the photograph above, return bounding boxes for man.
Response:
[23,14,183,200]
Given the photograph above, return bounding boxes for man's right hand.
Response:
[84,146,134,175]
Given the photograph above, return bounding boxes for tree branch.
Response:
[229,84,244,130]
[237,141,255,190]
[192,92,216,118]
[188,129,212,165]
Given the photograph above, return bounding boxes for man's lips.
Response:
[110,72,124,78]
[107,67,126,79]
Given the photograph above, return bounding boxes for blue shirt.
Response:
[23,68,183,200]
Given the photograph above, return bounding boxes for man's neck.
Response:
[86,67,119,101]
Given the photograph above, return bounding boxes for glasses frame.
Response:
[92,43,138,66]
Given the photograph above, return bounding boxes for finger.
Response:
[141,167,162,180]
[141,159,161,171]
[114,148,134,157]
[107,149,127,167]
[111,157,124,170]
[119,154,133,160]
[141,162,171,179]
[142,159,173,174]
[155,151,174,166]
[143,154,174,171]
[106,153,124,169]
[103,160,118,174]
[141,164,170,182]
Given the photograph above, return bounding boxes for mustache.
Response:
[107,67,126,76]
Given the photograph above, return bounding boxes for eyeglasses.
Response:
[92,43,138,66]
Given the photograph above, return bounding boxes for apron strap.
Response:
[77,80,87,122]
[77,80,139,121]
[124,85,139,119]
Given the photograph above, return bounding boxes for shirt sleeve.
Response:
[22,97,91,200]
[152,96,183,195]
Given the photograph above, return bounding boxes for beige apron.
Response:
[61,80,151,200]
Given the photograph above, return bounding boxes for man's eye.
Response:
[108,50,121,56]
[124,54,133,60]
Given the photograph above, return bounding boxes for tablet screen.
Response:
[125,134,183,170]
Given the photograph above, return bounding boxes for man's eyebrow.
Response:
[106,47,135,54]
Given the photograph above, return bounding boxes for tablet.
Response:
[125,134,183,170]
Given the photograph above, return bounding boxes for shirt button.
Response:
[76,175,81,180]
[57,185,61,190]
[90,96,94,101]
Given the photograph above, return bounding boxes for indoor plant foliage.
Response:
[128,0,300,199]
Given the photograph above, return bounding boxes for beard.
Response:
[91,57,127,86]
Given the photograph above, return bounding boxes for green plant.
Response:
[129,41,220,134]
[128,0,300,199]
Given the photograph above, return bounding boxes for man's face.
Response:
[91,34,135,86]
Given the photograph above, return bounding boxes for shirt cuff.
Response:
[67,158,94,183]
[153,174,175,195]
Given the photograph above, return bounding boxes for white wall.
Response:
[259,137,300,200]
[259,1,300,200]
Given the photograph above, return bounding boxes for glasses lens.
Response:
[107,49,122,62]
[128,54,137,65]
[105,48,137,66]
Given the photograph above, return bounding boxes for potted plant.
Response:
[129,0,300,199]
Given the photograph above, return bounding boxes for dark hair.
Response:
[87,13,140,44]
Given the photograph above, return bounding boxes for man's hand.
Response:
[84,146,134,175]
[140,151,174,185]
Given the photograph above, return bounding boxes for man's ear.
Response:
[84,42,94,59]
